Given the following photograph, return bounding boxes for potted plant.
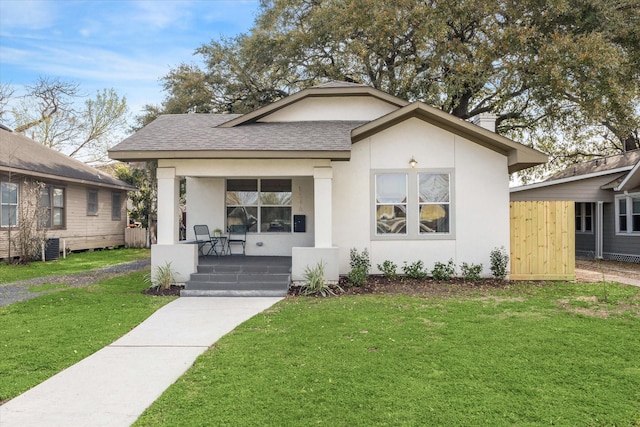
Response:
[213,228,223,237]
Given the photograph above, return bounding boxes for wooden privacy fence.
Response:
[510,201,575,281]
[125,227,147,248]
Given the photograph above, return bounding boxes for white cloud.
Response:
[0,0,58,31]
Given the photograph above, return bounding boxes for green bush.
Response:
[460,262,483,281]
[348,266,368,287]
[300,261,341,297]
[349,248,371,272]
[145,261,175,290]
[402,260,428,280]
[489,247,510,279]
[431,259,456,281]
[377,260,398,279]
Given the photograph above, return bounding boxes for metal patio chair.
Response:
[227,224,247,255]
[194,225,220,256]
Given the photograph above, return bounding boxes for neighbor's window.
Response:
[87,190,99,216]
[39,185,65,228]
[112,193,122,221]
[575,202,592,233]
[226,179,292,233]
[616,193,640,234]
[1,181,18,227]
[418,173,450,234]
[375,174,407,235]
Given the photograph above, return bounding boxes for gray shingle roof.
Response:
[544,150,640,182]
[0,128,134,190]
[110,114,367,153]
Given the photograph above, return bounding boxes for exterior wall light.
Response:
[409,156,418,168]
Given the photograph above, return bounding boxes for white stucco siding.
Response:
[160,158,330,177]
[258,96,398,122]
[185,176,314,256]
[332,117,510,276]
[454,136,510,273]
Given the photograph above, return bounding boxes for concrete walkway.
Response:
[0,297,282,427]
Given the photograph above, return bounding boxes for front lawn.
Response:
[0,271,174,402]
[136,281,640,426]
[0,248,150,284]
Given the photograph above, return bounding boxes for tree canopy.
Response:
[140,0,640,180]
[1,77,129,164]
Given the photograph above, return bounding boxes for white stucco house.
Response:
[109,81,547,287]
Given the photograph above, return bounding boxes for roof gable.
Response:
[219,81,409,128]
[1,128,134,190]
[351,102,547,174]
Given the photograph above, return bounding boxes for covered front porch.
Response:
[151,159,340,289]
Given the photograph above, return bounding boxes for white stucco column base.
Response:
[151,243,198,284]
[291,247,339,283]
[314,167,333,248]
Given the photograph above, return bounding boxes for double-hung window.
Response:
[39,185,65,228]
[616,193,640,234]
[87,190,98,216]
[112,193,122,221]
[1,181,18,227]
[226,179,292,232]
[374,170,453,239]
[575,202,592,233]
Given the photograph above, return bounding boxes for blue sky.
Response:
[0,0,260,116]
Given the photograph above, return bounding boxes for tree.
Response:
[145,0,639,180]
[2,77,129,164]
[114,162,157,247]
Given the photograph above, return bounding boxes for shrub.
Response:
[402,260,428,280]
[145,262,175,290]
[489,246,510,279]
[460,262,483,281]
[348,266,368,287]
[300,261,341,297]
[349,248,371,272]
[377,260,398,279]
[431,259,456,281]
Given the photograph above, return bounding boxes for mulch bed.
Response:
[288,275,515,297]
[142,285,184,296]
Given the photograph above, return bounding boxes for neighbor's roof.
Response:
[109,114,366,160]
[511,149,640,193]
[0,128,135,191]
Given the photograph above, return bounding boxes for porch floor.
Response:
[182,256,292,297]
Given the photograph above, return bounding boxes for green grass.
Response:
[0,271,174,402]
[135,282,640,426]
[0,248,150,284]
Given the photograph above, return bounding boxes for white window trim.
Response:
[226,178,293,234]
[615,192,640,235]
[371,168,455,241]
[575,202,593,234]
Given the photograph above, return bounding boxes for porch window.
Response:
[575,202,592,233]
[1,181,18,227]
[87,190,98,216]
[226,179,292,233]
[39,186,65,228]
[616,193,640,234]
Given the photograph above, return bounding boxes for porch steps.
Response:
[181,258,291,297]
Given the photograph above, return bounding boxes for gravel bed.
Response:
[0,259,151,307]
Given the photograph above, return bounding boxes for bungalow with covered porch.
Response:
[109,82,546,296]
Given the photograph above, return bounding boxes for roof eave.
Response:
[108,149,352,162]
[510,167,633,192]
[0,165,135,191]
[614,160,640,191]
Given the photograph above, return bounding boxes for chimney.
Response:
[471,113,497,132]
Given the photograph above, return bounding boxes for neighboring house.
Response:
[0,124,135,260]
[511,150,640,263]
[109,81,547,282]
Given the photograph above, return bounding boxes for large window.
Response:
[617,193,640,234]
[374,171,452,239]
[39,185,65,228]
[1,181,18,227]
[575,202,593,233]
[226,179,292,232]
[87,190,98,216]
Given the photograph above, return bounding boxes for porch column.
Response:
[595,201,604,259]
[314,166,333,248]
[157,167,179,244]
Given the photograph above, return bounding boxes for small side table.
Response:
[214,235,229,256]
